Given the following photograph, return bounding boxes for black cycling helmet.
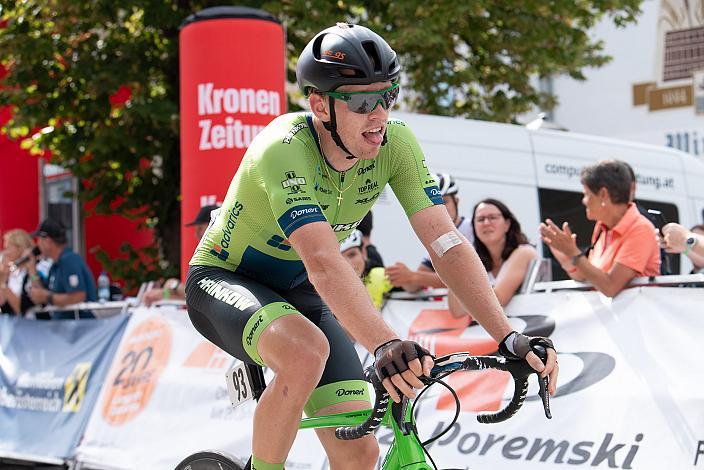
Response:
[297,23,401,96]
[297,23,401,159]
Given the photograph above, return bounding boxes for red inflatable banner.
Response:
[179,7,285,275]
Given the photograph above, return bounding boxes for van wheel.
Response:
[174,450,244,470]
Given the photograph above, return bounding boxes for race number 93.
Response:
[101,316,173,425]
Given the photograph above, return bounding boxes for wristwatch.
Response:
[684,233,698,255]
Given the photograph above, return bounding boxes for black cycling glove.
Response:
[374,339,433,381]
[498,331,554,361]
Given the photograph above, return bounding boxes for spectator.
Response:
[622,160,673,274]
[540,159,660,297]
[142,204,220,306]
[0,229,35,315]
[449,199,537,317]
[356,211,384,270]
[27,219,97,319]
[662,223,704,272]
[386,173,474,291]
[340,230,393,309]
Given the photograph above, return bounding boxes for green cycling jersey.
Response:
[190,112,442,290]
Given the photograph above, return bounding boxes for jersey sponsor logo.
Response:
[215,201,244,252]
[285,196,312,205]
[266,234,292,251]
[282,122,307,144]
[355,192,380,205]
[68,274,79,288]
[197,277,257,311]
[358,178,380,194]
[209,244,230,261]
[331,219,362,232]
[425,186,443,205]
[289,206,320,220]
[281,171,307,194]
[356,161,375,176]
[246,314,264,346]
[314,182,333,195]
[336,388,365,397]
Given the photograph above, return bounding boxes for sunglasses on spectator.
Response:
[474,214,504,224]
[324,83,400,114]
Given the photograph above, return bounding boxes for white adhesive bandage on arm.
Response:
[430,230,463,258]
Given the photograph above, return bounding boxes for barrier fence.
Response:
[1,282,703,469]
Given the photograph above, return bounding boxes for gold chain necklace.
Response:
[318,136,359,208]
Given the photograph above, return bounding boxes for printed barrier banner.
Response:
[377,287,704,470]
[0,314,129,462]
[75,307,327,470]
[74,287,704,469]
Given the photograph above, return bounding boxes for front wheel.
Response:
[174,450,245,470]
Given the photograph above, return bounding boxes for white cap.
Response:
[340,230,363,252]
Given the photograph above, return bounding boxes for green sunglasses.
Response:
[324,83,400,114]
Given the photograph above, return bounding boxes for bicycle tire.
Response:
[174,450,245,470]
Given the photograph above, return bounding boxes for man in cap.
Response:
[143,204,220,306]
[27,218,97,319]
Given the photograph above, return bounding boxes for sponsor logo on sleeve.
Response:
[282,122,307,144]
[425,186,443,205]
[281,171,307,195]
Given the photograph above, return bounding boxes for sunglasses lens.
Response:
[345,86,400,114]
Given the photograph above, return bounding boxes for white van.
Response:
[371,112,704,276]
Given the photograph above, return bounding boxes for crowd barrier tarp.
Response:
[73,287,704,470]
[0,314,129,462]
[75,307,327,470]
[378,287,704,470]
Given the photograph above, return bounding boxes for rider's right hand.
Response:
[498,331,559,395]
[374,339,434,403]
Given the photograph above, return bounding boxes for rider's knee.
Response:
[290,335,330,377]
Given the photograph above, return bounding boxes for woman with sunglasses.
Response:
[448,199,537,318]
[185,23,559,470]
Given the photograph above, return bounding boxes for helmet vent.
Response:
[362,41,381,73]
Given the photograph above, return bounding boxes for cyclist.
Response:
[185,23,559,470]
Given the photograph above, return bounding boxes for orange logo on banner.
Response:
[101,316,172,425]
[183,342,231,370]
[408,309,509,413]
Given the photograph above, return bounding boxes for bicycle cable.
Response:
[410,375,461,470]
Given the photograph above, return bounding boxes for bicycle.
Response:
[175,347,552,470]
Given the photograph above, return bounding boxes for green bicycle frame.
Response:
[299,400,432,470]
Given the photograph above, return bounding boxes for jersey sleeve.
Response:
[386,121,444,217]
[255,140,327,238]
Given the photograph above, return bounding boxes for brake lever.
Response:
[533,345,552,419]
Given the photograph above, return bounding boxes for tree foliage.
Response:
[0,0,642,284]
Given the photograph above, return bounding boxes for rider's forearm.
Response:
[307,255,398,352]
[431,244,513,342]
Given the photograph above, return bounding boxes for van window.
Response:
[538,188,680,279]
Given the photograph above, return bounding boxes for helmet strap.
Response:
[323,96,358,160]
